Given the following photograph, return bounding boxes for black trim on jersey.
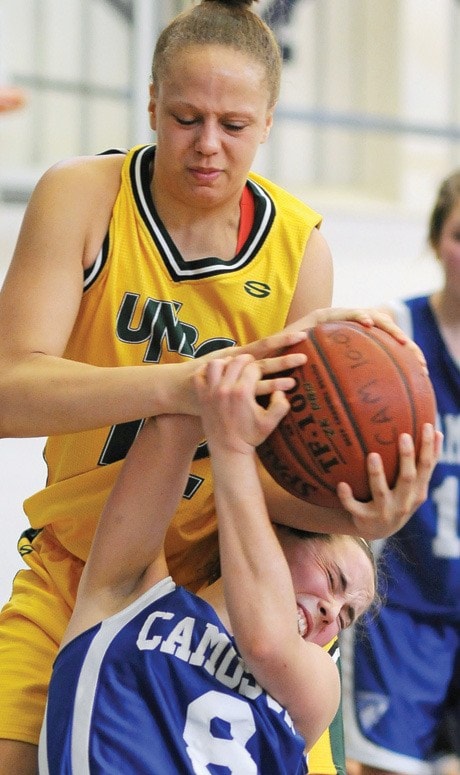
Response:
[130,144,276,282]
[82,149,128,289]
[327,638,340,660]
[83,232,110,291]
[97,148,128,156]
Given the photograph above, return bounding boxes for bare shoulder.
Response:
[24,152,126,269]
[39,151,125,208]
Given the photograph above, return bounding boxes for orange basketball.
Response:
[257,321,437,507]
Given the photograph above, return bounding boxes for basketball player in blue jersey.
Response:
[0,1,441,772]
[39,351,380,774]
[342,171,460,775]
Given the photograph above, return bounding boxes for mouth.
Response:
[296,605,310,639]
[189,167,221,183]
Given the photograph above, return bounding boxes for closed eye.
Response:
[223,122,245,132]
[175,116,196,126]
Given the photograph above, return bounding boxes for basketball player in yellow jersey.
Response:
[0,2,440,772]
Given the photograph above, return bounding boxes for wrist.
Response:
[211,446,259,485]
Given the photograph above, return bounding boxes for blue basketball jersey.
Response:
[341,295,460,771]
[378,295,460,617]
[39,577,307,774]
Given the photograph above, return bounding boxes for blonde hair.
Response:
[151,0,282,107]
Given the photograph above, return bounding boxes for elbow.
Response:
[239,630,292,677]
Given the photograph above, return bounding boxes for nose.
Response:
[195,120,220,155]
[318,598,340,626]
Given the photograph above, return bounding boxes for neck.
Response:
[150,162,242,261]
[430,289,460,362]
[431,288,460,324]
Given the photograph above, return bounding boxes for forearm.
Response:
[215,453,342,747]
[0,329,310,438]
[213,450,300,669]
[259,462,357,535]
[83,416,201,593]
[0,354,198,437]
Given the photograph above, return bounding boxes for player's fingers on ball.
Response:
[238,359,263,394]
[227,360,261,405]
[404,338,427,369]
[255,375,296,395]
[393,433,417,491]
[259,351,306,377]
[279,351,307,369]
[340,307,375,326]
[365,452,391,503]
[422,422,442,463]
[371,313,410,343]
[321,306,377,326]
[267,390,290,423]
[205,358,230,387]
[398,431,415,464]
[416,424,440,485]
[386,434,420,515]
[278,329,308,347]
[433,429,444,462]
[224,353,254,379]
[335,481,354,509]
[334,483,381,532]
[251,329,307,359]
[206,359,245,403]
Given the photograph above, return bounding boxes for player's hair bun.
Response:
[202,0,257,8]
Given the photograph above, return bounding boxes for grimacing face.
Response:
[279,532,375,647]
[148,44,274,211]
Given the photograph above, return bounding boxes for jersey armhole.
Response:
[83,232,110,290]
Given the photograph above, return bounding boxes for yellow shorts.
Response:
[0,528,83,745]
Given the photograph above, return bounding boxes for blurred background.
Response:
[0,0,456,603]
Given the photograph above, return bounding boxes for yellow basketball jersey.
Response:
[24,144,322,591]
[307,640,346,774]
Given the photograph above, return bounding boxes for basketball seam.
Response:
[310,327,370,455]
[350,324,418,438]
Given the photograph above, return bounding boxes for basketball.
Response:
[257,321,437,507]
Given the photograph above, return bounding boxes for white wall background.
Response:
[0,0,451,605]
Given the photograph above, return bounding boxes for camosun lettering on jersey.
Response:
[135,609,295,729]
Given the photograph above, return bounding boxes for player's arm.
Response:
[196,356,340,751]
[64,413,203,644]
[0,157,311,437]
[65,347,308,642]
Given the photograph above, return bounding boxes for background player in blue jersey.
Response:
[342,170,460,775]
[39,349,383,774]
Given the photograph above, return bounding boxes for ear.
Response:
[148,82,157,131]
[260,106,275,144]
